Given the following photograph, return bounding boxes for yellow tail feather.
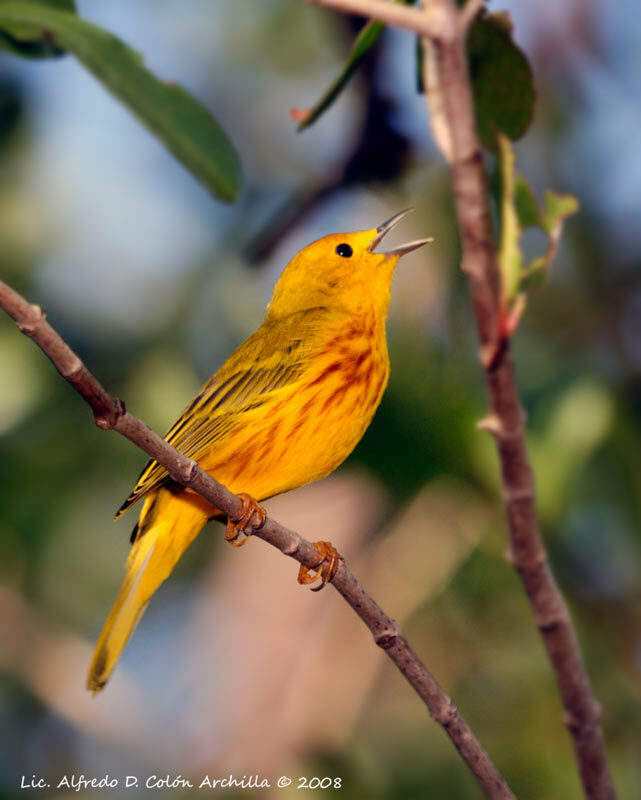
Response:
[87,489,212,694]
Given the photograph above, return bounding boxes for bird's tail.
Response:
[87,488,213,694]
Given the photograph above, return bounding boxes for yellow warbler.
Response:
[87,209,431,693]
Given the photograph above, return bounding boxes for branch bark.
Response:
[307,1,618,798]
[0,278,516,799]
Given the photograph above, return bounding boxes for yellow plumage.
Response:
[87,212,430,693]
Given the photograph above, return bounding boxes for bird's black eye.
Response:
[335,243,353,258]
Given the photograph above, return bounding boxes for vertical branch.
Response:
[307,1,616,798]
[424,3,616,799]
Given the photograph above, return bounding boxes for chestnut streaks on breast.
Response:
[302,326,388,425]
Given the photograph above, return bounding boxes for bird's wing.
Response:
[115,307,330,518]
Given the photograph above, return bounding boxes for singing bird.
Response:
[87,209,431,693]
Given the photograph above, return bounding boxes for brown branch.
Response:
[0,277,516,799]
[308,1,618,798]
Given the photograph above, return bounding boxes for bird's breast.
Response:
[262,320,390,488]
[202,318,390,500]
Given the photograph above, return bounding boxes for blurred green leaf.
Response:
[518,256,547,292]
[295,0,416,131]
[0,0,75,58]
[514,174,541,229]
[0,2,242,201]
[497,133,578,305]
[13,0,74,5]
[542,190,579,235]
[11,0,75,7]
[531,380,614,523]
[467,12,536,149]
[294,19,383,131]
[519,189,578,293]
[497,131,522,303]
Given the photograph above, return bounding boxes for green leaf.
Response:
[0,2,241,202]
[0,0,75,58]
[295,0,417,132]
[19,0,75,7]
[514,174,541,229]
[467,12,536,150]
[517,190,578,293]
[294,19,384,131]
[497,133,579,308]
[541,191,579,235]
[518,257,547,292]
[497,132,522,303]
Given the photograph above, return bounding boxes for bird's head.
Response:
[267,209,432,319]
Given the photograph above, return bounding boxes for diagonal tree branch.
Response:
[0,277,515,799]
[307,1,617,798]
[307,0,443,37]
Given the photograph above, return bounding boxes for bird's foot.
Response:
[298,541,342,591]
[225,493,266,547]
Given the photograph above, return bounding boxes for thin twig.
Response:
[0,277,516,800]
[308,0,618,798]
[458,0,484,31]
[306,0,443,38]
[426,3,616,797]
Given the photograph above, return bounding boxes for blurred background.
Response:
[0,1,639,798]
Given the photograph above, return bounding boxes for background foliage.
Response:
[0,1,639,798]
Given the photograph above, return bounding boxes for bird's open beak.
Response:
[367,208,433,257]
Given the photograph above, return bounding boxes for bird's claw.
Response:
[225,493,266,547]
[298,541,341,591]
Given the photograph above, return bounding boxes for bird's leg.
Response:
[225,493,266,548]
[298,541,342,591]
